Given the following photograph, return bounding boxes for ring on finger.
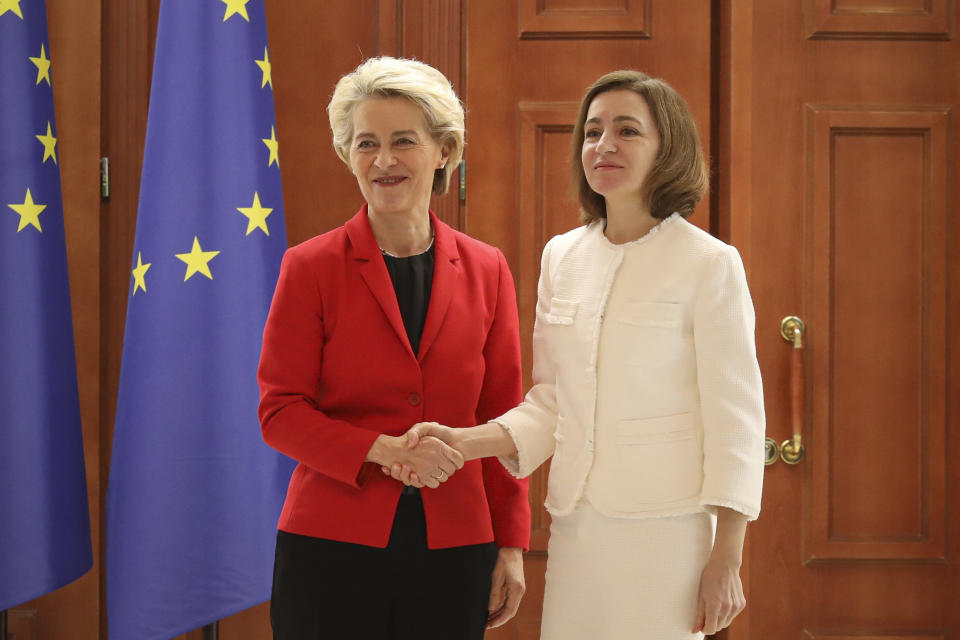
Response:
[436,468,446,480]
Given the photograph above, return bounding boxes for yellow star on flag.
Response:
[8,188,46,233]
[131,252,151,295]
[0,0,24,19]
[262,125,279,167]
[221,0,250,22]
[175,236,220,281]
[255,47,272,89]
[36,121,58,164]
[30,43,52,86]
[237,192,273,236]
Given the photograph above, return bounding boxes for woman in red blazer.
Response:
[257,56,529,640]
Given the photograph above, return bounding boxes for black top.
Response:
[381,245,434,356]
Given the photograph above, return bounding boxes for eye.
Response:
[584,128,601,139]
[394,137,416,146]
[355,139,376,150]
[620,126,639,136]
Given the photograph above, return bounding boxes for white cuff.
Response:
[490,420,525,479]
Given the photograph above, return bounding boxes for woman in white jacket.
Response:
[392,70,765,639]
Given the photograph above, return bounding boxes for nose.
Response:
[374,147,397,169]
[596,131,616,154]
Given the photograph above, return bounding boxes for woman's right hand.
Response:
[368,432,463,489]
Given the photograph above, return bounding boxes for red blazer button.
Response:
[408,392,421,406]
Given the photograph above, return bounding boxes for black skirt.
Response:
[270,491,498,640]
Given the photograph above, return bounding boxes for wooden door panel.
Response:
[805,0,953,40]
[518,0,653,39]
[806,107,949,562]
[517,102,582,398]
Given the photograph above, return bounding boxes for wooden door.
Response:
[723,1,960,637]
[461,2,712,637]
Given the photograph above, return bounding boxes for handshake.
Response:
[377,422,466,489]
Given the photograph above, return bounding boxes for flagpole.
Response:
[201,621,218,640]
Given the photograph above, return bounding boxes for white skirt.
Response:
[540,501,715,640]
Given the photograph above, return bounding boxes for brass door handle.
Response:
[779,316,806,464]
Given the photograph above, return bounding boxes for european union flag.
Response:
[0,0,93,611]
[106,1,294,637]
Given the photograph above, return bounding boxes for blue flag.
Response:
[106,1,294,637]
[0,0,93,611]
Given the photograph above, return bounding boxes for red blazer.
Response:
[258,206,530,549]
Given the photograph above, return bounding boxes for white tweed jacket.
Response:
[495,214,765,520]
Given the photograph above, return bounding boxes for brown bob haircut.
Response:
[571,70,708,224]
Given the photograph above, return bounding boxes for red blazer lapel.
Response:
[344,206,414,358]
[418,211,460,362]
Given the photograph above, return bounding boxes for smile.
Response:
[373,176,407,185]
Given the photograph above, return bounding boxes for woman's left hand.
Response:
[487,547,525,628]
[692,551,745,635]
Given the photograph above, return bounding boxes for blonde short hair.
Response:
[327,57,465,195]
[571,70,708,223]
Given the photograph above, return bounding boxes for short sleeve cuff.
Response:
[700,496,760,522]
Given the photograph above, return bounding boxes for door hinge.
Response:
[100,157,110,199]
[459,159,466,202]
